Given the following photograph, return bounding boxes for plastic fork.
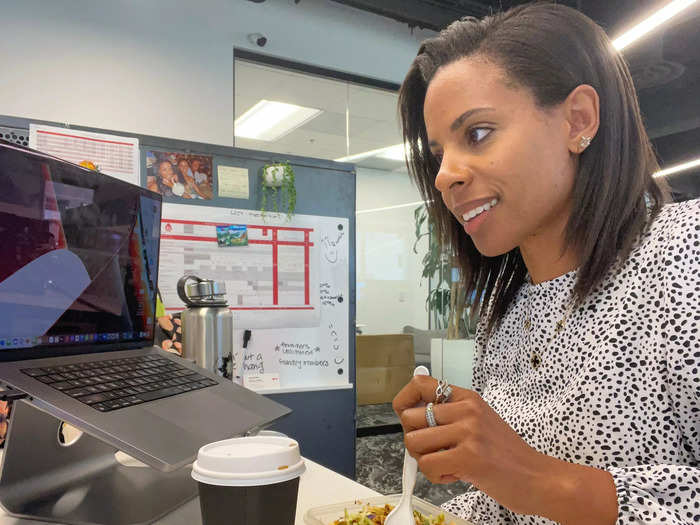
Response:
[385,365,430,525]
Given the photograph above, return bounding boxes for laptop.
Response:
[0,139,290,472]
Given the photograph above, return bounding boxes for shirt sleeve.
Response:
[609,200,700,524]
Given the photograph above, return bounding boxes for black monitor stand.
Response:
[0,400,197,525]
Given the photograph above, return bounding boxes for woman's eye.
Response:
[468,127,492,145]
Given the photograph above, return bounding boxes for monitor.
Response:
[0,140,162,359]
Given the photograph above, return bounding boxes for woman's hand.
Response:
[393,376,618,524]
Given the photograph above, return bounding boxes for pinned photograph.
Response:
[216,225,248,247]
[146,151,213,200]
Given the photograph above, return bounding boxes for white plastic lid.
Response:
[191,435,306,487]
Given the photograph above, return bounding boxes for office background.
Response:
[2,0,699,504]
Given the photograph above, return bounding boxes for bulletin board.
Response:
[0,115,358,477]
[158,203,351,391]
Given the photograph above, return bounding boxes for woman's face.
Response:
[158,161,176,182]
[424,57,576,257]
[178,160,190,174]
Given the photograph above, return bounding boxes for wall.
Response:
[0,0,432,146]
[356,167,429,334]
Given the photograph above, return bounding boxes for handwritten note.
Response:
[218,165,249,199]
[321,231,344,264]
[275,341,327,370]
[320,281,343,307]
[328,321,344,369]
[242,352,265,374]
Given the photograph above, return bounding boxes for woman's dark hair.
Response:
[399,1,665,335]
[157,159,184,184]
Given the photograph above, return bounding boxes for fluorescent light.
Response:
[336,143,408,163]
[376,144,408,161]
[357,200,428,214]
[654,157,700,177]
[235,100,322,141]
[612,0,697,50]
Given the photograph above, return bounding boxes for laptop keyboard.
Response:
[20,355,218,412]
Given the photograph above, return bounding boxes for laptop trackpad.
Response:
[142,388,264,439]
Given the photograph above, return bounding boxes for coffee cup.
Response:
[191,435,305,525]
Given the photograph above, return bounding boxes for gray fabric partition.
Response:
[0,115,358,478]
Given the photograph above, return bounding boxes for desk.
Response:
[0,457,380,525]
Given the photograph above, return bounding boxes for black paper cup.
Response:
[192,436,305,525]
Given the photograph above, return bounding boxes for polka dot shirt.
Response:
[443,200,700,524]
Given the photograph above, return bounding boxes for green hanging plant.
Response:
[260,161,297,221]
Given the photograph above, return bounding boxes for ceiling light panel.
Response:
[234,100,322,141]
[612,0,698,50]
[654,157,700,177]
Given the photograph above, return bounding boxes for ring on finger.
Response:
[425,402,438,427]
[435,380,453,404]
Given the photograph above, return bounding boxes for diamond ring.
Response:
[425,402,438,427]
[435,380,453,404]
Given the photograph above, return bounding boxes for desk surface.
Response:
[0,457,381,525]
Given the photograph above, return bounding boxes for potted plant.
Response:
[260,161,297,221]
[413,204,474,338]
[413,204,476,387]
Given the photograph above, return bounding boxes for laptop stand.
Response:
[0,400,198,525]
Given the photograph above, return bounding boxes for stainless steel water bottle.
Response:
[177,275,233,376]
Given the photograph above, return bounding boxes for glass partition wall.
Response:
[233,52,455,430]
[234,54,432,335]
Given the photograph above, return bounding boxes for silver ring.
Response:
[435,380,452,404]
[442,385,453,403]
[425,402,437,427]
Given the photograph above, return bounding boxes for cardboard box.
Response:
[356,334,415,405]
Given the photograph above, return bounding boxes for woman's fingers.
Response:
[417,447,466,484]
[392,375,437,416]
[393,376,471,415]
[400,400,470,431]
[405,424,462,455]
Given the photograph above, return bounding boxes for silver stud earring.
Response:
[579,135,592,151]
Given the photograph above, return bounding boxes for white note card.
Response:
[243,373,281,391]
[218,165,249,199]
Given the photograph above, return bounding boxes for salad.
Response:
[332,502,456,525]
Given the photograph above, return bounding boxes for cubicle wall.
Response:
[0,115,358,478]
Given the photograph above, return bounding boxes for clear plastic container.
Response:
[303,494,474,525]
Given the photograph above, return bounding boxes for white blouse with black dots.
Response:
[442,199,700,524]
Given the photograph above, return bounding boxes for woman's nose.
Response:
[434,153,472,194]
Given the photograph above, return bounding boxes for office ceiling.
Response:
[238,0,700,198]
[329,0,660,33]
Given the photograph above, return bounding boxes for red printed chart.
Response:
[160,219,314,311]
[29,124,140,186]
[158,203,324,330]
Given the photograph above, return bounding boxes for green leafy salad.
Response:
[332,502,455,525]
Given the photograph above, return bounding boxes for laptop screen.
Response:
[0,140,162,358]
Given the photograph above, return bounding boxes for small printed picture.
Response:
[216,225,248,247]
[146,151,213,200]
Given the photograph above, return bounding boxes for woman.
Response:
[393,3,698,524]
[150,159,191,198]
[177,158,208,199]
[190,158,213,199]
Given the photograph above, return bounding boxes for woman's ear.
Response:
[564,84,600,154]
